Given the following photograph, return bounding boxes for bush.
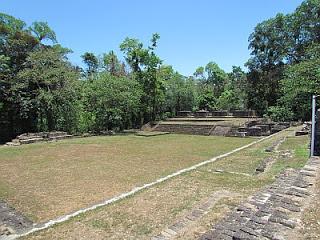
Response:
[265,106,294,122]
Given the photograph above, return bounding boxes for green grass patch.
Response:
[268,135,309,176]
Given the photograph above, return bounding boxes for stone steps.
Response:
[153,124,215,135]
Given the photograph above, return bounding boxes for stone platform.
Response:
[151,118,290,137]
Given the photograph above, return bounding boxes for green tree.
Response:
[0,13,39,141]
[216,89,240,110]
[194,62,227,110]
[81,73,142,131]
[205,62,227,95]
[246,0,320,116]
[276,44,320,120]
[102,50,125,76]
[120,33,162,123]
[158,66,197,116]
[226,66,248,109]
[29,21,57,43]
[17,45,80,132]
[81,52,99,78]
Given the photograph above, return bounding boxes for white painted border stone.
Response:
[5,131,285,240]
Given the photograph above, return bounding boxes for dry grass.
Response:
[0,134,253,222]
[300,165,320,239]
[21,128,310,240]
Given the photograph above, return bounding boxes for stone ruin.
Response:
[211,110,228,117]
[176,111,192,117]
[236,122,291,137]
[152,118,293,137]
[194,110,209,118]
[5,131,73,146]
[295,122,310,136]
[177,110,257,118]
[231,110,257,117]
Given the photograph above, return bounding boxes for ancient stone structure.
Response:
[210,126,234,136]
[200,157,320,240]
[154,124,215,135]
[237,127,262,137]
[152,118,291,137]
[177,111,192,117]
[5,131,73,146]
[151,191,237,240]
[176,109,259,118]
[231,110,257,117]
[212,111,228,117]
[194,110,209,118]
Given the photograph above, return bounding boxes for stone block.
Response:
[195,110,209,118]
[177,111,192,117]
[247,127,262,136]
[211,110,228,117]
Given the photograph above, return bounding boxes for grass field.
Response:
[0,134,254,222]
[19,127,309,240]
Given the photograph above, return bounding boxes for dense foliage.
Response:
[0,0,319,142]
[246,0,320,120]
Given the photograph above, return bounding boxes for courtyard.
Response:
[0,127,313,239]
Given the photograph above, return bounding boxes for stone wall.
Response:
[153,121,290,137]
[177,111,192,117]
[153,124,214,135]
[176,110,258,118]
[230,110,257,117]
[5,131,73,146]
[211,111,228,117]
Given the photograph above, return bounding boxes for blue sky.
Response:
[1,0,303,76]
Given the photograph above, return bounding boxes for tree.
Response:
[120,33,162,123]
[226,66,248,109]
[276,43,320,120]
[17,45,80,132]
[205,62,227,95]
[246,0,320,116]
[0,13,26,33]
[81,52,99,78]
[0,13,40,141]
[159,66,197,116]
[194,66,205,80]
[216,89,240,110]
[80,73,142,131]
[29,21,57,43]
[102,50,125,76]
[193,62,228,110]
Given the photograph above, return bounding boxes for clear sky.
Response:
[1,0,303,76]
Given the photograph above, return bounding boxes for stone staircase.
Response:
[151,118,291,137]
[153,123,215,135]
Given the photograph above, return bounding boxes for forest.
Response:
[0,0,319,143]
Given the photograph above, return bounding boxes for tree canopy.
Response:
[0,0,319,142]
[246,0,320,118]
